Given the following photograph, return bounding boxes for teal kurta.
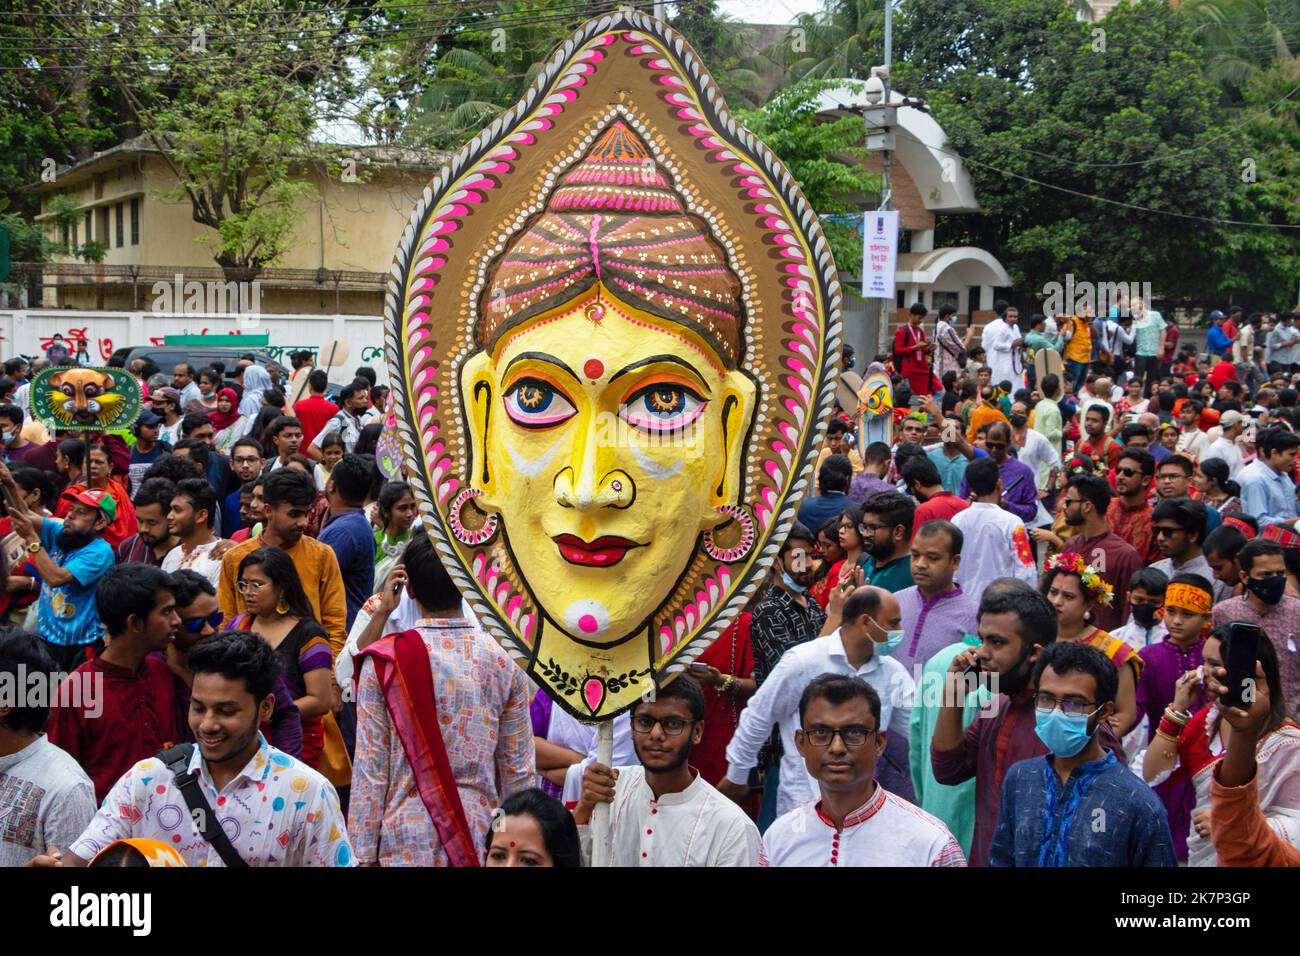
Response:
[909,636,991,856]
[857,552,914,593]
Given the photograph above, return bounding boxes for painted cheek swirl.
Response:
[619,382,706,433]
[503,377,578,429]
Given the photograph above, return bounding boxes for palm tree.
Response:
[785,0,888,82]
[1179,0,1298,94]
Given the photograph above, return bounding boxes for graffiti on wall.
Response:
[39,328,114,363]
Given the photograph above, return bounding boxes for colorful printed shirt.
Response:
[70,734,353,867]
[1106,496,1160,564]
[349,618,535,866]
[951,503,1037,597]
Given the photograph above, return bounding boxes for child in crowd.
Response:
[1113,567,1170,650]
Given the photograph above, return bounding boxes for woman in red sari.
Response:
[55,442,137,549]
[808,514,846,610]
[690,610,759,818]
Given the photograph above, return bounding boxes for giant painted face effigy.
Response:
[385,11,841,719]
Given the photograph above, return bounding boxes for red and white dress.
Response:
[760,783,966,867]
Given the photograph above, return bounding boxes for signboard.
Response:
[862,210,899,300]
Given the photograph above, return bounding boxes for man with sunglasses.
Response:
[1106,447,1161,563]
[989,641,1175,866]
[762,674,964,866]
[1150,497,1221,597]
[1060,474,1141,631]
[576,675,760,866]
[163,570,303,758]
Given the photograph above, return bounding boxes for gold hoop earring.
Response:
[276,600,290,616]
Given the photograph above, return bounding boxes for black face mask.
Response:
[1009,413,1028,430]
[1246,574,1286,606]
[1132,602,1160,628]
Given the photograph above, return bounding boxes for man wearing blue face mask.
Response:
[721,584,916,815]
[989,642,1176,866]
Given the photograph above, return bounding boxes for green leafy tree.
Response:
[737,79,879,274]
[1180,0,1300,97]
[1213,58,1300,306]
[55,0,369,273]
[0,1,130,215]
[894,0,1242,306]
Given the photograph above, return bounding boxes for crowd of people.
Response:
[3,296,1300,868]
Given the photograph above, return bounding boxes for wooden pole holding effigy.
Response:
[590,721,614,867]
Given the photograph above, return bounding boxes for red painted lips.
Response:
[552,534,644,567]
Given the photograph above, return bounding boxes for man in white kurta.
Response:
[951,461,1038,596]
[981,310,1023,391]
[724,587,915,817]
[575,676,759,867]
[760,674,965,867]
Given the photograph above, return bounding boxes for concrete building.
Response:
[815,86,1013,361]
[29,136,448,315]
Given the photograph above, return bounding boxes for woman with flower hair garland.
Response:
[1041,551,1142,736]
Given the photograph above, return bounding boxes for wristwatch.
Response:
[25,540,40,555]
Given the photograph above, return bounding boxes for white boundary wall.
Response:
[0,310,391,386]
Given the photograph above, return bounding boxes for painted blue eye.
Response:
[503,378,577,428]
[620,384,706,432]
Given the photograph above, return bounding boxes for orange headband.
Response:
[1165,582,1211,615]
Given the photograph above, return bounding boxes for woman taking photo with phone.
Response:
[1142,623,1300,865]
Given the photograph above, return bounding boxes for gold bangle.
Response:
[1163,707,1189,726]
[1155,729,1179,744]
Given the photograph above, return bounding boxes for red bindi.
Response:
[583,359,605,380]
[509,841,516,848]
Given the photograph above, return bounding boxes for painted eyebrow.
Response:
[502,351,579,382]
[607,354,711,394]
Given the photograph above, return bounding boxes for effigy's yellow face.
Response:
[462,286,754,645]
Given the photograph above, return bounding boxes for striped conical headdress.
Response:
[478,119,743,366]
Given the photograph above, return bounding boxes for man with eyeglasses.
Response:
[989,641,1175,866]
[957,422,1037,523]
[857,491,916,593]
[932,579,1124,866]
[761,675,964,866]
[162,569,303,758]
[723,585,915,815]
[1060,474,1141,632]
[224,438,265,538]
[576,675,759,866]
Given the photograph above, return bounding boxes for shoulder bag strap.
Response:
[157,744,249,868]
